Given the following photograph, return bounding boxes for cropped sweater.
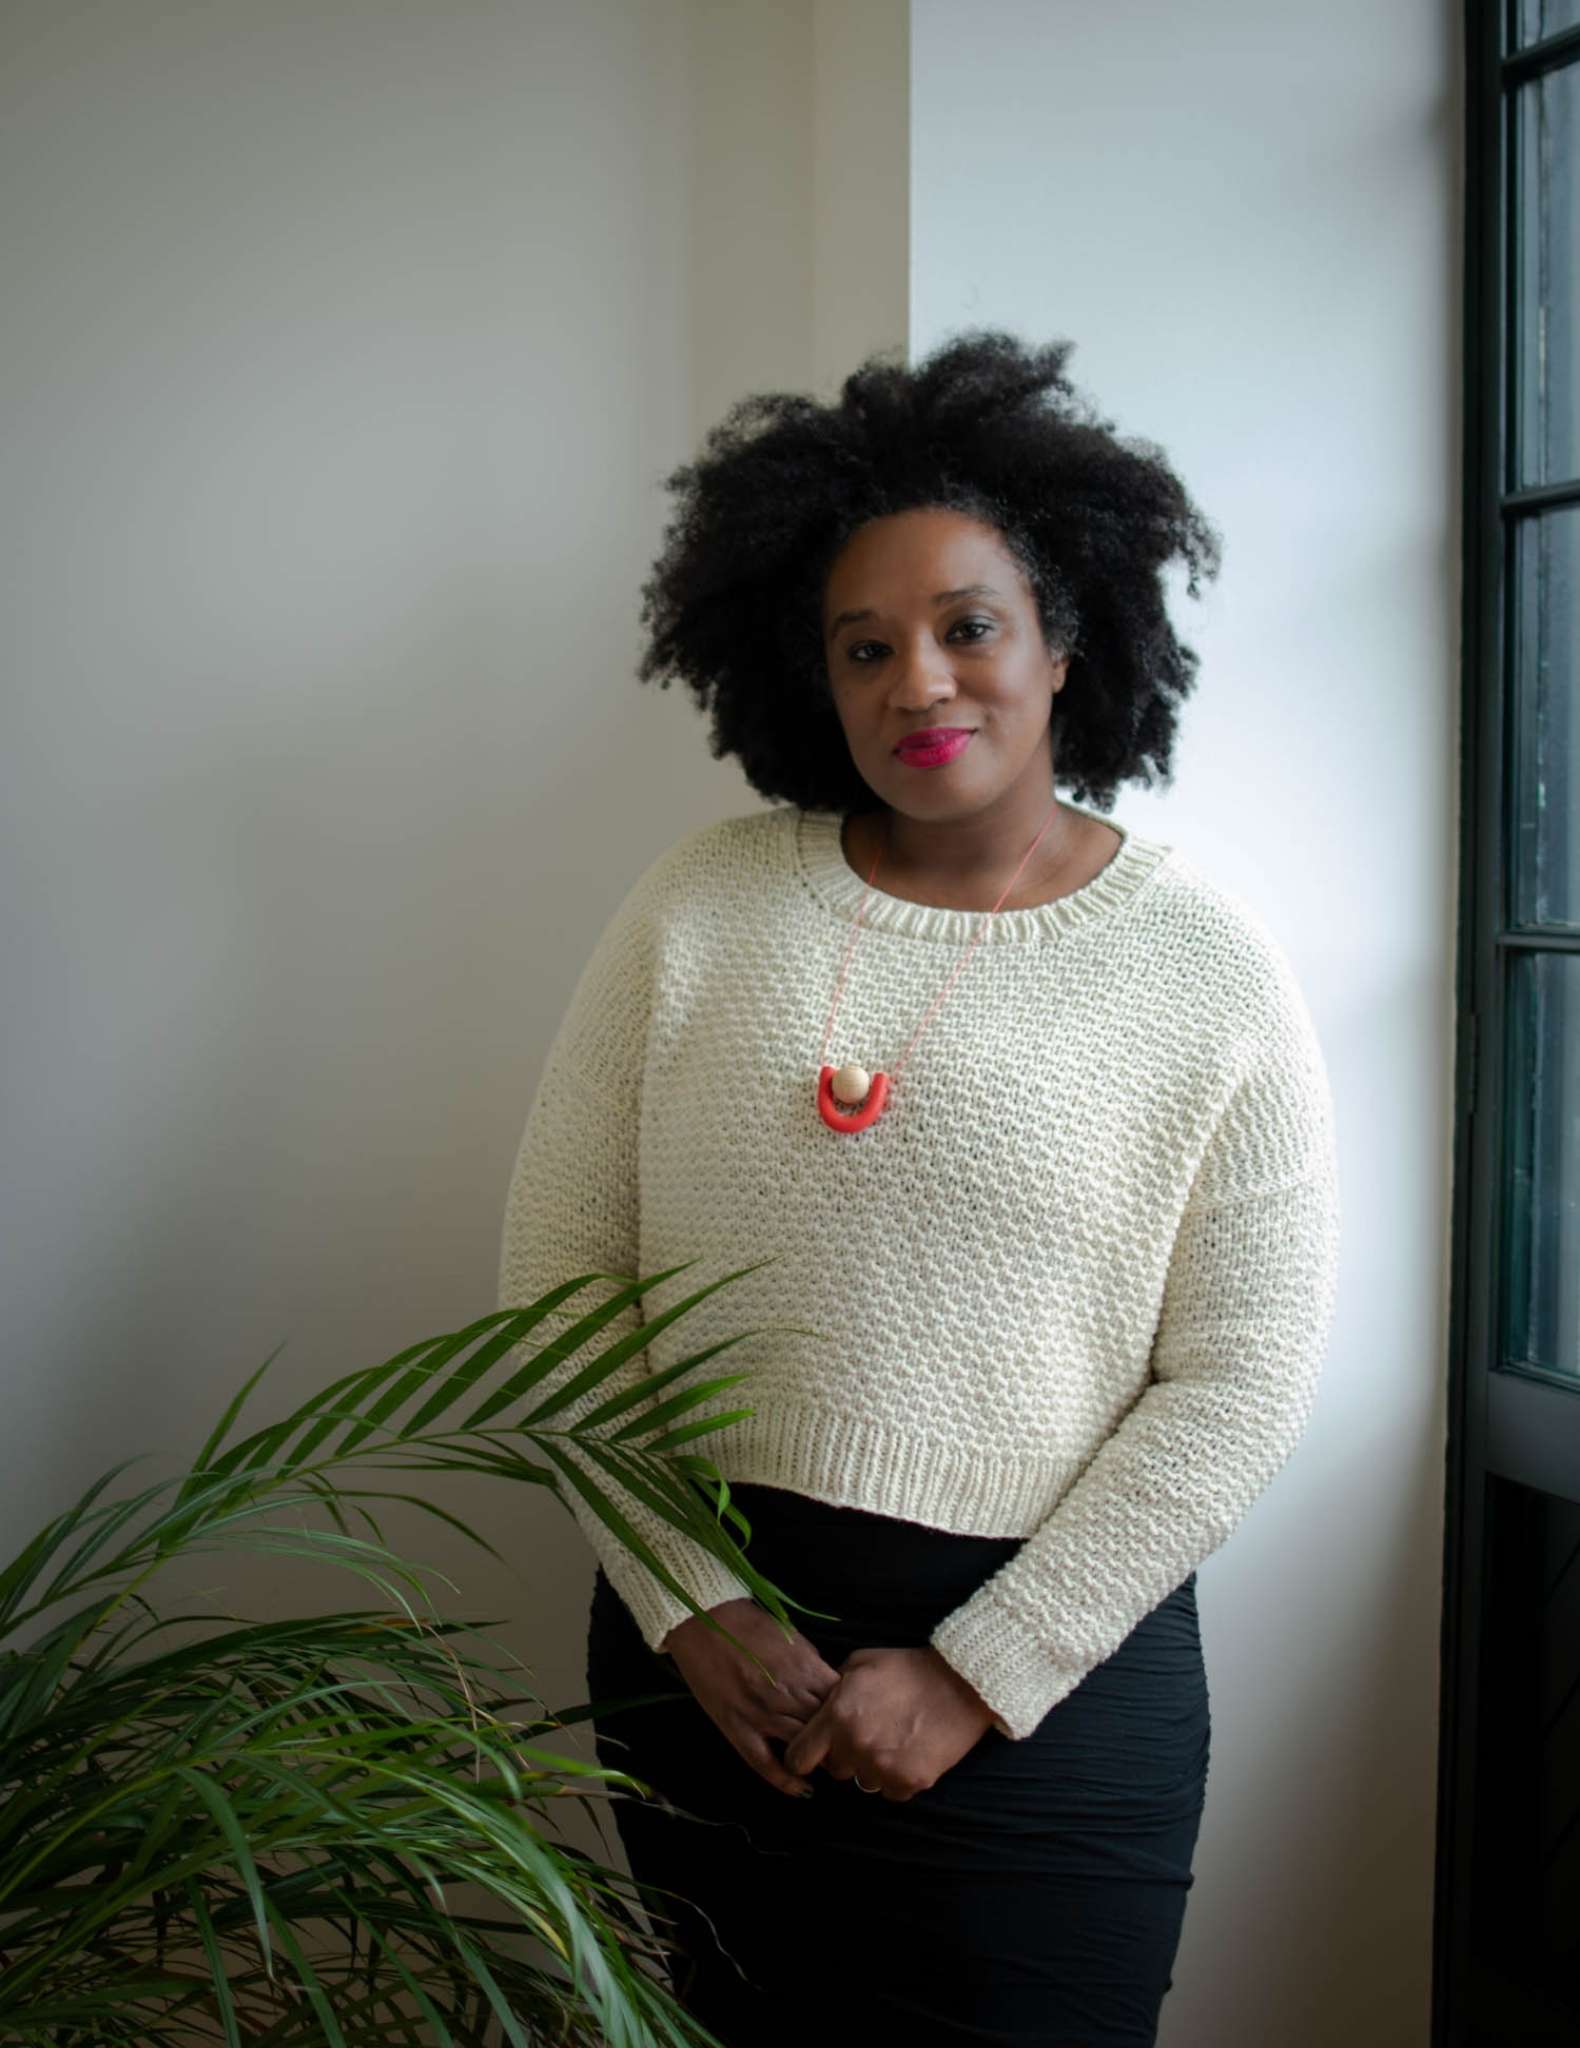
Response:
[496,799,1342,1741]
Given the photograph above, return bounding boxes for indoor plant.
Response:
[0,1257,808,2045]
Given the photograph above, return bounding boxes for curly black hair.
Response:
[635,329,1222,815]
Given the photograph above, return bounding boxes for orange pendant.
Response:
[817,1064,890,1132]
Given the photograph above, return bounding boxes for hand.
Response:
[782,1645,997,1801]
[661,1598,843,1799]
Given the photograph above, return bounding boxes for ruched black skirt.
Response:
[585,1480,1211,2048]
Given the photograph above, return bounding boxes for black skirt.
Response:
[584,1480,1211,2048]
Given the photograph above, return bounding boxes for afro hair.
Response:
[635,329,1222,814]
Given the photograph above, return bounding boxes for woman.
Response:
[498,331,1342,2046]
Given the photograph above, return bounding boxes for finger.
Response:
[735,1727,815,1799]
[755,1712,814,1744]
[783,1707,834,1779]
[762,1658,840,1699]
[763,1677,838,1716]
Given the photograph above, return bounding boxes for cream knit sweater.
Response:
[497,799,1342,1741]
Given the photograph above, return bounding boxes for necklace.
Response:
[816,800,1065,1133]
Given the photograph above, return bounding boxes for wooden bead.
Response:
[831,1062,870,1105]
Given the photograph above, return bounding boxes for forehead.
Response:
[822,507,1024,610]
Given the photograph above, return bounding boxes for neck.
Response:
[878,787,1073,889]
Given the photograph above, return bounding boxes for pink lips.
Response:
[894,729,975,768]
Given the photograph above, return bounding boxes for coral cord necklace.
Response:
[816,800,1063,1133]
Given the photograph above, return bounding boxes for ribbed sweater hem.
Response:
[701,1399,1088,1537]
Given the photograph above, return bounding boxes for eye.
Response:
[845,617,993,663]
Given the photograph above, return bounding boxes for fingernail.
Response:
[797,1783,814,1797]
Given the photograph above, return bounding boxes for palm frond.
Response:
[0,1260,821,2045]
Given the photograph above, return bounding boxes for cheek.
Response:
[828,680,872,729]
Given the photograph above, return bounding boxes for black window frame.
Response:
[1437,5,1580,2043]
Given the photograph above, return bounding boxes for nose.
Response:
[888,635,959,710]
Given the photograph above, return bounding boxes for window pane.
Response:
[1518,1,1580,47]
[1512,507,1580,926]
[1505,952,1580,1380]
[1516,59,1579,486]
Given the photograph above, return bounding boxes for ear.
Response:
[1048,650,1072,697]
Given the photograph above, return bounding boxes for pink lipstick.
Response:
[894,729,976,768]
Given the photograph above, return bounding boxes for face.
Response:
[820,505,1070,819]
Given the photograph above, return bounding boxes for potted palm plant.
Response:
[0,1257,811,2045]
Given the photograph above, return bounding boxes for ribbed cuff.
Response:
[929,1588,1088,1742]
[596,1531,756,1657]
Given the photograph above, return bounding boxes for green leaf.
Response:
[173,1765,272,1975]
[574,1336,747,1432]
[641,1410,755,1453]
[515,1271,783,1430]
[461,1264,699,1431]
[451,1930,531,2048]
[186,1882,241,2048]
[535,1443,715,1630]
[604,1378,750,1444]
[0,1458,153,1626]
[398,1289,611,1437]
[261,1893,348,2048]
[332,1307,550,1458]
[187,1341,287,1481]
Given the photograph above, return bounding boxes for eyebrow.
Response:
[825,584,1003,638]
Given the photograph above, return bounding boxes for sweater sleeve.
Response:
[496,858,754,1655]
[929,983,1342,1741]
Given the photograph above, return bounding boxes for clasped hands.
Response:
[661,1595,997,1802]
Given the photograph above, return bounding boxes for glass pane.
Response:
[1518,1,1580,46]
[1505,953,1580,1380]
[1517,60,1579,486]
[1512,507,1580,926]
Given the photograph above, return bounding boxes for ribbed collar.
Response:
[790,798,1176,944]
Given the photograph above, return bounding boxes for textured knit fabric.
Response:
[496,798,1342,1741]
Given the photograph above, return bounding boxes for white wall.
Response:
[683,0,908,429]
[0,0,722,1867]
[912,3,1457,2042]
